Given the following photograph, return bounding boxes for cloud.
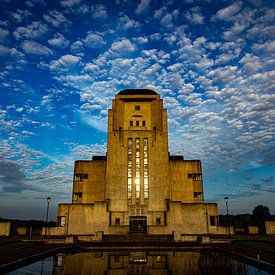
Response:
[214,2,242,21]
[0,28,9,42]
[80,113,108,132]
[49,54,81,70]
[186,7,204,24]
[83,33,106,48]
[48,33,70,48]
[117,15,142,30]
[13,21,49,40]
[60,0,81,7]
[90,4,108,19]
[0,159,30,193]
[70,40,84,53]
[21,40,53,56]
[43,10,69,28]
[135,0,151,15]
[111,38,136,53]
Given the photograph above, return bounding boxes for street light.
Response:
[45,197,51,236]
[224,196,231,239]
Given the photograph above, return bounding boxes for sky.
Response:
[0,0,274,220]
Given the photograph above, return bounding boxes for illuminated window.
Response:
[194,192,203,199]
[135,105,140,110]
[136,138,140,198]
[128,138,132,198]
[188,173,202,181]
[130,121,133,126]
[136,121,139,126]
[74,174,88,181]
[144,138,149,198]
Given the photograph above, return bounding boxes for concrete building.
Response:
[53,89,227,238]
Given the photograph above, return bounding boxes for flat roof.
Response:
[118,89,158,95]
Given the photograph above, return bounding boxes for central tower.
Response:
[106,89,169,219]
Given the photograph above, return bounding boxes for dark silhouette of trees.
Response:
[251,205,271,234]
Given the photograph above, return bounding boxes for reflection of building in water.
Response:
[52,89,228,237]
[52,251,198,274]
[52,251,235,274]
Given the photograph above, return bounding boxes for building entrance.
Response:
[129,216,147,233]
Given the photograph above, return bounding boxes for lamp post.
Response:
[224,196,231,239]
[45,197,51,237]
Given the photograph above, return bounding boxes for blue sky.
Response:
[0,0,274,220]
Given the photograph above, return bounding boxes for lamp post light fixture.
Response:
[45,197,51,237]
[224,196,231,239]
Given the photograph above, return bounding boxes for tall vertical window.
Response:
[128,138,132,198]
[144,138,148,198]
[135,138,140,199]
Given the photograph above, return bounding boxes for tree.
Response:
[251,205,271,234]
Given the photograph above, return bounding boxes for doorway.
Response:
[129,216,147,234]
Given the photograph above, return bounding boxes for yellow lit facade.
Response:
[55,89,227,237]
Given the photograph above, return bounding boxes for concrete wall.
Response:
[265,221,275,235]
[73,160,106,204]
[170,160,203,203]
[58,202,109,235]
[0,222,11,236]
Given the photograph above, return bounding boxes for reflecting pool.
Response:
[8,250,272,274]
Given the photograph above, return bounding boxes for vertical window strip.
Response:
[135,138,140,199]
[144,138,148,198]
[127,138,132,199]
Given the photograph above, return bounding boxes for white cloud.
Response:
[186,7,204,24]
[252,40,275,53]
[21,40,53,56]
[214,2,242,21]
[135,0,151,15]
[70,40,84,53]
[13,21,49,40]
[160,13,173,29]
[60,0,81,7]
[117,15,141,30]
[239,53,262,73]
[0,28,9,42]
[90,4,108,19]
[83,33,106,48]
[43,10,69,28]
[48,33,69,48]
[49,54,81,70]
[111,39,136,53]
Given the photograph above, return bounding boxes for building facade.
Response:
[54,89,227,237]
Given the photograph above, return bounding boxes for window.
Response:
[194,192,203,199]
[136,138,140,198]
[210,216,217,226]
[73,192,82,199]
[135,105,140,110]
[115,218,120,225]
[187,173,202,181]
[59,216,66,227]
[144,138,149,199]
[142,121,146,126]
[156,218,161,225]
[74,174,88,181]
[130,121,133,126]
[128,139,132,198]
[136,121,139,126]
[114,256,120,262]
